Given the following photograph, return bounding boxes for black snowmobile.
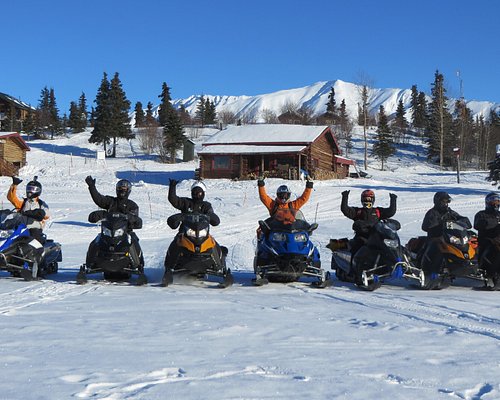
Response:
[77,210,147,285]
[406,220,484,290]
[328,219,421,291]
[0,209,62,281]
[253,208,330,288]
[161,212,233,288]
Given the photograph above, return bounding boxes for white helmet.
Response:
[191,181,207,201]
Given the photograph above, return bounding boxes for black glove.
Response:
[341,190,350,197]
[12,176,23,186]
[169,178,178,186]
[389,193,397,200]
[257,178,265,187]
[85,175,96,187]
[306,180,314,189]
[22,209,46,221]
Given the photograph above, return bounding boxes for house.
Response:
[0,132,30,176]
[0,92,34,132]
[197,124,354,180]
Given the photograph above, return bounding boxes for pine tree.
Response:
[204,98,217,125]
[134,101,145,127]
[89,72,113,153]
[392,99,409,143]
[108,72,133,157]
[325,86,337,123]
[78,92,88,130]
[177,104,192,125]
[338,99,353,155]
[372,105,395,171]
[162,110,185,163]
[410,85,427,132]
[195,95,206,127]
[48,88,61,138]
[145,102,156,126]
[158,82,172,127]
[68,101,81,132]
[425,70,454,167]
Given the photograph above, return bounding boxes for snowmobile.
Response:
[253,208,330,288]
[328,219,421,291]
[161,212,233,288]
[0,209,62,281]
[406,220,484,290]
[77,210,147,285]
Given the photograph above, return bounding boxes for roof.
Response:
[202,124,330,145]
[198,144,306,155]
[0,132,30,151]
[0,92,35,111]
[334,155,355,165]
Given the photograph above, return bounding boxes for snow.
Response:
[198,144,306,155]
[1,128,499,400]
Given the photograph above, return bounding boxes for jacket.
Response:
[422,207,471,238]
[7,184,49,230]
[474,209,500,247]
[168,184,220,226]
[258,185,312,217]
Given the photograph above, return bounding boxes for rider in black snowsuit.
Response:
[420,191,471,274]
[341,189,397,256]
[474,192,500,288]
[85,176,144,271]
[163,179,220,282]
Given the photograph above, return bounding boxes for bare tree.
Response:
[297,105,316,125]
[280,100,300,115]
[238,112,257,125]
[260,108,279,124]
[217,109,237,125]
[137,125,160,155]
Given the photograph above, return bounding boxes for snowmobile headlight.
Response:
[294,233,307,242]
[449,236,462,245]
[0,229,13,239]
[198,228,208,238]
[463,236,469,244]
[114,228,125,237]
[186,228,197,238]
[271,232,287,242]
[383,238,399,248]
[102,227,113,237]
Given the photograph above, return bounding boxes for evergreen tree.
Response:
[453,99,475,164]
[158,82,172,127]
[325,86,337,123]
[68,101,82,132]
[204,98,217,125]
[48,88,61,138]
[195,95,206,127]
[145,101,156,126]
[392,99,409,143]
[78,92,88,130]
[425,70,454,167]
[416,91,428,130]
[23,110,36,135]
[157,84,185,163]
[177,104,192,125]
[89,72,113,153]
[338,99,353,155]
[134,101,145,127]
[108,72,133,157]
[372,105,395,171]
[89,106,95,127]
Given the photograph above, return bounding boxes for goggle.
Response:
[277,192,290,200]
[26,185,41,194]
[487,199,500,206]
[362,197,374,203]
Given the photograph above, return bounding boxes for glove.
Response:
[12,176,23,186]
[341,190,350,197]
[85,175,96,187]
[257,178,265,187]
[22,209,46,221]
[389,193,397,200]
[169,178,178,186]
[306,180,313,189]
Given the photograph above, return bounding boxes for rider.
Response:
[473,192,500,289]
[84,176,144,272]
[257,177,313,225]
[163,179,221,282]
[340,189,397,256]
[420,191,472,274]
[7,176,49,244]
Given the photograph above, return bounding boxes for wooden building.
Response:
[0,92,34,132]
[0,132,30,176]
[197,124,354,180]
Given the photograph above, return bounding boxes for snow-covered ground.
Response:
[0,129,499,400]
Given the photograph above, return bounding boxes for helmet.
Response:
[116,179,132,199]
[361,189,375,209]
[191,181,207,201]
[433,191,451,211]
[276,185,291,203]
[26,177,42,199]
[485,192,500,211]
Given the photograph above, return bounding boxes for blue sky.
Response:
[2,0,499,113]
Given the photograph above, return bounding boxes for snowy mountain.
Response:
[133,80,500,124]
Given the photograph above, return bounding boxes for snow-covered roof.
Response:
[198,144,307,155]
[0,131,30,150]
[202,124,330,145]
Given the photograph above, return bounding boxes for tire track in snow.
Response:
[0,281,99,316]
[290,285,500,341]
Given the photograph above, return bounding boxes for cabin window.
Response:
[213,156,231,170]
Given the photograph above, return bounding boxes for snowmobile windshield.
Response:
[375,219,401,240]
[0,210,26,230]
[268,208,311,232]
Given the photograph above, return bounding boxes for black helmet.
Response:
[191,181,207,201]
[276,185,291,203]
[361,189,375,209]
[485,192,500,211]
[116,179,132,199]
[26,177,42,199]
[433,191,451,211]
